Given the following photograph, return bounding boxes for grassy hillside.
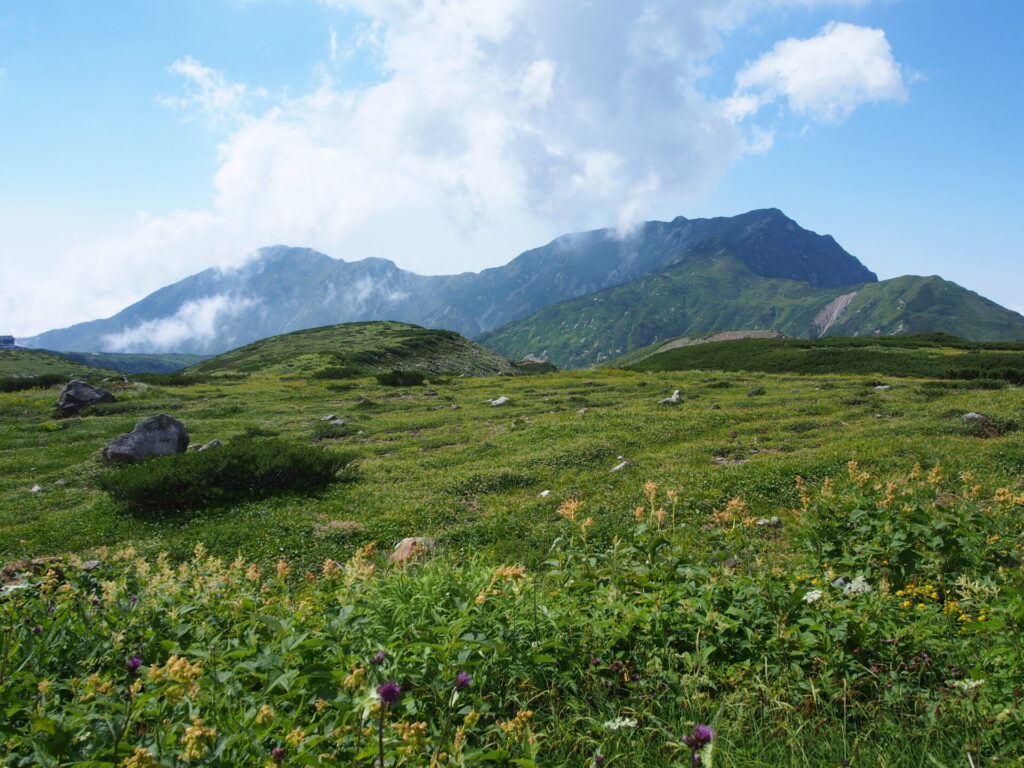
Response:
[189,321,518,376]
[3,361,1024,764]
[830,275,1024,339]
[607,329,787,368]
[2,366,1024,764]
[51,350,208,374]
[479,247,1024,368]
[0,348,116,379]
[623,333,1024,383]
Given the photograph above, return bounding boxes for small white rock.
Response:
[658,389,681,405]
[538,490,551,498]
[577,408,588,414]
[962,412,987,422]
[30,484,42,493]
[610,461,629,473]
[489,396,511,406]
[319,414,338,421]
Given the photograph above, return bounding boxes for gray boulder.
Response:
[102,414,190,463]
[658,389,681,405]
[56,380,115,417]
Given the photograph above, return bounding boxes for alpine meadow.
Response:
[3,2,1024,767]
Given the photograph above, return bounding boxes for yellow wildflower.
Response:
[285,728,306,748]
[255,705,276,725]
[179,717,216,760]
[122,747,157,768]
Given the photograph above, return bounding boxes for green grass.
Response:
[189,321,517,377]
[0,348,117,379]
[3,365,1023,569]
[621,333,1024,383]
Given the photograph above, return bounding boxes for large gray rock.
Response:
[102,414,190,463]
[56,380,115,417]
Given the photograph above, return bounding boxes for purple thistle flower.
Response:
[684,724,714,749]
[594,754,606,767]
[455,672,472,691]
[692,753,702,767]
[371,650,386,665]
[692,724,714,746]
[377,681,401,705]
[271,746,285,765]
[32,625,42,635]
[129,595,138,604]
[126,655,143,675]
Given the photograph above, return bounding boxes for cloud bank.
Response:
[100,294,257,353]
[4,0,905,338]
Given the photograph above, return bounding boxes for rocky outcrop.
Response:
[56,380,115,417]
[812,291,858,337]
[102,414,189,463]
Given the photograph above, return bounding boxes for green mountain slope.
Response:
[189,321,518,376]
[479,245,1024,368]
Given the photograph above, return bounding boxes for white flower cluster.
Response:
[803,589,823,604]
[842,575,872,596]
[603,717,638,731]
[948,679,985,691]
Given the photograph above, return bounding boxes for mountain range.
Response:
[22,208,1024,366]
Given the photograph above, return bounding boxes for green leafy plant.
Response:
[97,437,356,515]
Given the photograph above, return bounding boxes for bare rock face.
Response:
[102,414,189,463]
[389,537,437,566]
[56,380,115,417]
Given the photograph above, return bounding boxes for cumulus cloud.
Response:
[725,22,907,123]
[4,0,902,337]
[100,294,257,352]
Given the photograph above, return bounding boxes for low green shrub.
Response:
[376,369,427,386]
[312,420,356,440]
[312,365,361,380]
[0,374,66,393]
[97,437,355,515]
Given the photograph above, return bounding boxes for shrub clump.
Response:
[312,365,361,380]
[0,373,67,393]
[97,437,355,515]
[375,369,427,386]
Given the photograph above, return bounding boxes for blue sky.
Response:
[1,0,1022,337]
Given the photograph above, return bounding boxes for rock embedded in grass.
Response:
[56,380,115,417]
[658,389,681,405]
[389,537,437,565]
[102,413,190,463]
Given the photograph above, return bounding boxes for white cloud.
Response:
[159,56,263,128]
[3,0,897,337]
[100,294,257,353]
[726,22,907,124]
